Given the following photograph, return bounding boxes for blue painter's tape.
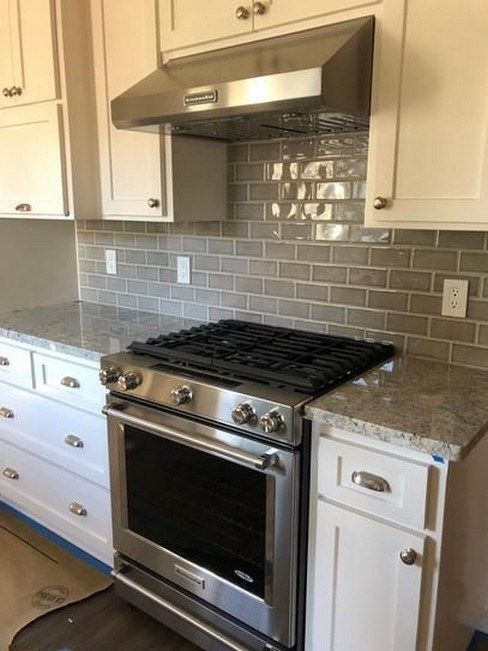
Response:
[431,454,445,464]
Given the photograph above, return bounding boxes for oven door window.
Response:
[124,425,267,598]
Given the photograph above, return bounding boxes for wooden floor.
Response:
[11,586,199,651]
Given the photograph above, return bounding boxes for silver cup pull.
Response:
[351,470,390,493]
[0,356,10,366]
[400,548,418,566]
[147,197,160,208]
[15,203,32,212]
[235,5,250,19]
[64,434,84,448]
[68,501,87,517]
[373,196,388,210]
[0,406,14,419]
[3,467,19,480]
[253,1,267,14]
[60,376,80,389]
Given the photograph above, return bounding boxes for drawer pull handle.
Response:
[0,407,14,419]
[400,548,417,566]
[15,203,32,212]
[351,470,390,493]
[61,376,80,389]
[68,501,87,517]
[3,467,19,480]
[64,434,84,448]
[0,356,10,366]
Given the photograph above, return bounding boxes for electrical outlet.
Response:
[441,279,469,318]
[177,256,191,284]
[105,249,117,275]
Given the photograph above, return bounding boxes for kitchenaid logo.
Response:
[183,90,218,107]
[31,585,69,610]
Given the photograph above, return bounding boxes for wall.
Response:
[77,133,488,369]
[0,220,78,312]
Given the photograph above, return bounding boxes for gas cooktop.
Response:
[127,320,394,396]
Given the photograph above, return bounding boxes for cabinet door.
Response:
[9,0,58,106]
[92,0,164,218]
[253,0,381,32]
[310,500,424,651]
[0,104,67,216]
[366,0,488,229]
[0,0,15,109]
[161,0,254,52]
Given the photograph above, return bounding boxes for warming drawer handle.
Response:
[351,470,390,493]
[103,404,278,472]
[60,376,80,389]
[113,570,251,651]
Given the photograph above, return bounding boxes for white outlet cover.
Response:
[177,256,191,284]
[105,249,117,275]
[441,279,469,318]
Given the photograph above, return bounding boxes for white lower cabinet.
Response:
[311,500,424,651]
[0,337,111,565]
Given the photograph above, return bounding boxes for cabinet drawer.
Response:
[318,438,429,530]
[33,351,105,413]
[0,340,33,388]
[0,438,112,563]
[0,383,108,487]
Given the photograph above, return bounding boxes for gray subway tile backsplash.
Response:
[77,132,488,370]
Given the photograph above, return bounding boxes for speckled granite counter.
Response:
[0,301,202,362]
[306,356,488,461]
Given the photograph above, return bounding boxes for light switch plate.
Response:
[441,279,469,318]
[105,249,117,275]
[177,256,191,284]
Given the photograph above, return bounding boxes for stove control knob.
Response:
[260,410,285,434]
[171,385,192,406]
[231,402,255,425]
[98,366,121,386]
[117,372,142,391]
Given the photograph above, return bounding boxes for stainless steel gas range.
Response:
[99,320,394,651]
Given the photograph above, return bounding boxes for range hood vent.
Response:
[112,17,374,142]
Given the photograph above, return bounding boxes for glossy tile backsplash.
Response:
[77,133,488,369]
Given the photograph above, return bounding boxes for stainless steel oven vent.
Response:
[112,17,374,142]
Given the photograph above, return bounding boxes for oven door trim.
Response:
[106,396,300,646]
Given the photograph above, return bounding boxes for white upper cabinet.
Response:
[0,0,58,108]
[311,500,425,651]
[0,104,67,216]
[366,0,488,229]
[161,0,254,51]
[91,0,164,219]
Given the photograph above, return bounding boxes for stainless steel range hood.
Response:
[111,17,374,142]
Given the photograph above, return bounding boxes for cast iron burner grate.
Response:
[128,320,395,394]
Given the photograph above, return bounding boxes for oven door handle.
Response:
[103,404,278,471]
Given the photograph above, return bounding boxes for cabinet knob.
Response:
[253,1,267,14]
[68,501,87,517]
[399,548,418,565]
[15,203,32,212]
[60,376,80,389]
[147,197,160,208]
[2,87,12,97]
[0,406,14,419]
[10,86,22,96]
[0,356,10,366]
[373,196,389,210]
[235,5,250,19]
[3,467,19,480]
[64,434,84,448]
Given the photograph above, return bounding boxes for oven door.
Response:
[104,397,300,647]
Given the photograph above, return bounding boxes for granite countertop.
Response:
[0,301,202,362]
[306,355,488,461]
